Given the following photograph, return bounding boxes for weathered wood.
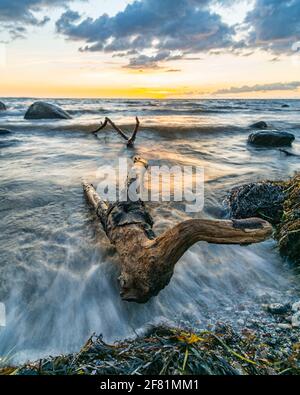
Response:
[83,157,273,303]
[83,182,108,227]
[127,117,140,147]
[92,117,140,147]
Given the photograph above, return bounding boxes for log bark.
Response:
[83,157,273,303]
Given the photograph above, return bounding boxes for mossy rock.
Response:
[227,173,300,265]
[276,174,300,264]
[226,182,286,225]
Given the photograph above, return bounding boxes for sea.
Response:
[0,98,299,362]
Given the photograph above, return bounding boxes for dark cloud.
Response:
[245,0,300,54]
[215,81,300,94]
[0,0,81,39]
[56,0,236,68]
[3,0,298,66]
[8,26,28,40]
[126,51,184,69]
[166,69,181,72]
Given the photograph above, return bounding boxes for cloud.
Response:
[56,0,236,69]
[125,51,184,69]
[215,81,300,94]
[0,0,81,39]
[166,69,181,73]
[244,0,300,54]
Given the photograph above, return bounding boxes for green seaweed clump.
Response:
[277,173,300,264]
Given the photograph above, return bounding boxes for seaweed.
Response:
[276,173,300,264]
[226,172,300,265]
[2,324,299,376]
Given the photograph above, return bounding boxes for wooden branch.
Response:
[83,181,108,227]
[149,218,273,272]
[103,117,129,141]
[91,120,107,135]
[122,155,148,201]
[127,117,140,147]
[91,117,128,140]
[92,117,140,147]
[83,158,273,303]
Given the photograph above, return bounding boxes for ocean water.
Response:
[0,98,300,363]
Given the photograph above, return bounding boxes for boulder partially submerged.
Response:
[226,174,300,264]
[24,101,71,120]
[0,129,11,135]
[248,131,295,147]
[250,121,268,129]
[276,174,300,264]
[226,182,285,224]
[0,101,6,111]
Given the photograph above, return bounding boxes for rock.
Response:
[0,101,6,111]
[277,324,292,330]
[281,104,290,108]
[267,303,290,315]
[0,129,11,135]
[292,301,300,312]
[248,131,295,147]
[227,173,300,264]
[237,319,245,325]
[276,174,300,265]
[250,121,268,129]
[24,101,71,120]
[241,310,250,316]
[226,182,286,224]
[292,312,300,328]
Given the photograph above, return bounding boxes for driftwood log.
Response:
[83,156,273,303]
[92,117,140,147]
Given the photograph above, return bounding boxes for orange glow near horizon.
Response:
[1,83,300,99]
[0,83,192,99]
[1,48,300,99]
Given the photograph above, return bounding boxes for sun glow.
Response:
[0,1,299,99]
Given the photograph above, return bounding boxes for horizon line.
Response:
[1,95,300,100]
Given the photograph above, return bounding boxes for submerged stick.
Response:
[279,149,300,157]
[83,157,273,303]
[127,117,140,147]
[92,117,140,147]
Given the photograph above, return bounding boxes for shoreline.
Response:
[3,315,300,375]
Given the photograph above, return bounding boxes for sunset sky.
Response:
[0,0,299,98]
